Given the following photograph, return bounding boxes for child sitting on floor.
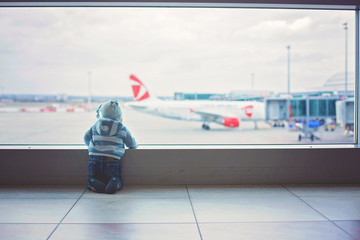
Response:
[84,100,137,194]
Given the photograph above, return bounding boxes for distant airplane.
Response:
[125,75,266,130]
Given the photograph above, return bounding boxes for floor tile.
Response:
[63,198,195,223]
[199,222,354,240]
[188,185,295,199]
[0,199,77,223]
[82,186,188,199]
[0,186,85,199]
[0,224,56,240]
[191,197,326,222]
[301,197,360,220]
[50,223,201,240]
[285,185,360,197]
[334,220,360,240]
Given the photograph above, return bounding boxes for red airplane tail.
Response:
[129,75,150,101]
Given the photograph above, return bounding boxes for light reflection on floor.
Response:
[0,185,359,240]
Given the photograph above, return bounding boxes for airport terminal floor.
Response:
[0,185,359,240]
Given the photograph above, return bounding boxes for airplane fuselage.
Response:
[127,75,265,129]
[126,100,265,123]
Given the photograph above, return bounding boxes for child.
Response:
[84,100,137,194]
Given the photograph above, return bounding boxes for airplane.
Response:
[125,74,266,130]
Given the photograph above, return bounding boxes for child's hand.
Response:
[129,144,138,149]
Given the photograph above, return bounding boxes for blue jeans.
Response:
[87,155,122,193]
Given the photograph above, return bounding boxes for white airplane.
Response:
[125,75,266,130]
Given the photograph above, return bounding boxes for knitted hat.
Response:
[96,100,122,120]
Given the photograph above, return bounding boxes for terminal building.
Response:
[265,72,355,126]
[174,90,273,101]
[174,72,355,132]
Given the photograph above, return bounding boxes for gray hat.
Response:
[96,100,122,121]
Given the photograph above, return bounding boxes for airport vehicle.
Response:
[296,119,322,141]
[324,118,336,131]
[125,75,266,130]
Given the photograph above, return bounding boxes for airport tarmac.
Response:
[0,107,354,145]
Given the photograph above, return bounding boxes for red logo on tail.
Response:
[130,75,150,101]
[241,105,253,118]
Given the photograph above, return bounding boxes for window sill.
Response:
[0,144,356,150]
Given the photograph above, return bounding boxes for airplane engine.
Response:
[223,117,240,128]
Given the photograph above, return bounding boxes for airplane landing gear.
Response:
[202,124,210,130]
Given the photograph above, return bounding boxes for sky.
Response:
[0,7,356,97]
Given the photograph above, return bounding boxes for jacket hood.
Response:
[96,100,122,121]
[95,119,123,136]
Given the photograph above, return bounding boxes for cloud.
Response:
[289,17,312,31]
[0,8,355,96]
[249,16,312,39]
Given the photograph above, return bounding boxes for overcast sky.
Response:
[0,7,356,96]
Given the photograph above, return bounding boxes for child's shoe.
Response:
[105,177,119,194]
[117,177,123,191]
[88,178,106,193]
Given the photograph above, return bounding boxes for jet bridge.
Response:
[265,98,290,127]
[336,98,355,134]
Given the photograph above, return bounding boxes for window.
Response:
[310,100,318,117]
[328,99,336,116]
[319,100,327,116]
[0,6,357,145]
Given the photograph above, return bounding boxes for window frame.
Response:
[0,0,358,149]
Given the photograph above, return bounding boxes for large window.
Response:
[0,6,357,145]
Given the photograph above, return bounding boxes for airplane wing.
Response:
[192,109,239,128]
[192,109,225,121]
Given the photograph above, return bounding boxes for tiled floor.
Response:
[0,185,360,240]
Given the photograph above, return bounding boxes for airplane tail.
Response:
[129,75,151,101]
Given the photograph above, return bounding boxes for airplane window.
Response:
[0,7,356,145]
